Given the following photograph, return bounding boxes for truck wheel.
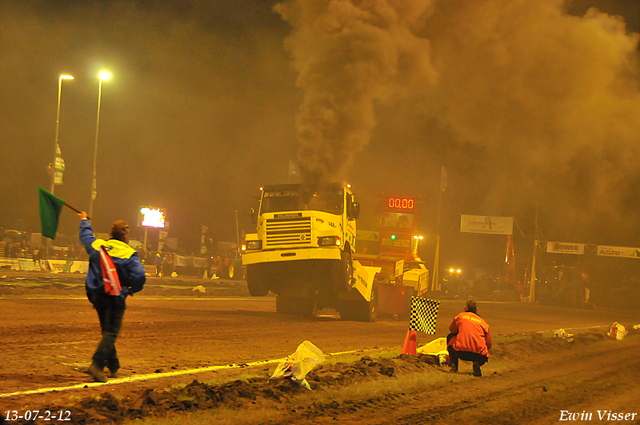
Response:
[359,281,378,322]
[277,296,316,317]
[340,282,378,322]
[335,249,353,291]
[227,263,235,279]
[294,297,317,318]
[276,295,293,314]
[246,265,269,296]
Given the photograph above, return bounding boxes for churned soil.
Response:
[1,270,640,424]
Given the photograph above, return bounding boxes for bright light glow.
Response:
[391,235,396,240]
[456,269,462,274]
[99,71,112,80]
[140,207,165,228]
[413,235,424,240]
[449,268,455,273]
[60,74,74,80]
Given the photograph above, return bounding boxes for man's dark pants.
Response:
[90,292,126,373]
[447,333,488,367]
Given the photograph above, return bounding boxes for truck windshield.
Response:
[261,188,344,215]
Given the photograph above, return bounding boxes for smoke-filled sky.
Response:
[2,0,640,274]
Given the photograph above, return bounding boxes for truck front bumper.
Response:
[242,248,341,265]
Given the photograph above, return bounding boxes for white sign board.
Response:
[597,245,640,259]
[547,242,585,255]
[460,215,513,235]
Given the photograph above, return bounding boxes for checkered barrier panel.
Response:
[409,297,440,334]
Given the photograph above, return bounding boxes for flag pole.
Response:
[63,202,90,220]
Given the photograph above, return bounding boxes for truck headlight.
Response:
[318,236,341,247]
[246,240,262,250]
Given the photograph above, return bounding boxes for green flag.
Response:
[38,187,65,239]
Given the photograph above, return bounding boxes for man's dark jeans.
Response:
[447,333,488,367]
[90,292,126,373]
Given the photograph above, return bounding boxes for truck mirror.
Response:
[350,202,360,220]
[249,207,257,224]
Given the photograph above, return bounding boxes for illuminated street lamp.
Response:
[46,74,74,259]
[88,71,111,220]
[50,74,74,194]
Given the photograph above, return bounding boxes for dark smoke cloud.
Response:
[275,0,438,186]
[420,0,640,242]
[278,0,640,246]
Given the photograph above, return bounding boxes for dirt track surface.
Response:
[1,271,640,424]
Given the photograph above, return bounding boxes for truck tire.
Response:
[335,249,353,291]
[276,295,293,314]
[276,296,316,317]
[227,263,236,280]
[340,282,378,322]
[231,261,245,280]
[246,265,269,296]
[295,297,317,317]
[359,281,378,322]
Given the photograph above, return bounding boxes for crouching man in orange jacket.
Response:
[447,300,492,377]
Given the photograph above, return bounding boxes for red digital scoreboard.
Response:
[387,197,415,210]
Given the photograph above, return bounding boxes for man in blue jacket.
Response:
[78,212,146,382]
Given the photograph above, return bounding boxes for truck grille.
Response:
[265,217,312,247]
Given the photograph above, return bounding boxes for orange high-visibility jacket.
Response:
[448,312,492,357]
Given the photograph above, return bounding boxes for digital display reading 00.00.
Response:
[387,197,415,210]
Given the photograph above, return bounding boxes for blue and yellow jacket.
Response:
[79,219,146,301]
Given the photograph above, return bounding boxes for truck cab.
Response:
[242,184,378,321]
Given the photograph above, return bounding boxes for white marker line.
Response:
[541,324,610,333]
[0,359,283,398]
[0,347,380,399]
[0,295,266,301]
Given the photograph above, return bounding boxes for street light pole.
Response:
[47,74,73,260]
[50,74,74,194]
[88,71,111,221]
[431,166,445,292]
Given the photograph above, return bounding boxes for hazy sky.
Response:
[2,0,640,274]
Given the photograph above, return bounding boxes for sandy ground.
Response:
[0,270,639,424]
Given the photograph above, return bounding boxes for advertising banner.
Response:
[175,255,191,267]
[45,260,89,273]
[46,260,72,273]
[193,257,209,268]
[0,259,20,270]
[597,246,640,259]
[18,259,37,271]
[460,215,513,235]
[54,144,65,186]
[547,242,585,255]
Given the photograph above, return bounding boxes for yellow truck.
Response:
[242,183,380,321]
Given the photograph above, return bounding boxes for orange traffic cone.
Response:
[401,329,411,354]
[401,329,418,355]
[408,330,417,355]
